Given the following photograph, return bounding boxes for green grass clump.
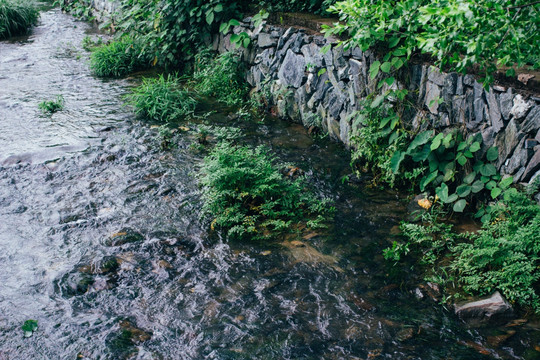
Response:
[0,0,39,39]
[38,95,64,114]
[90,37,149,78]
[200,142,333,240]
[193,50,249,107]
[127,75,197,122]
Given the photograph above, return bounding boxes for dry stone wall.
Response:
[213,19,540,185]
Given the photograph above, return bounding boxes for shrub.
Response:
[126,75,197,122]
[193,51,249,107]
[393,189,540,312]
[324,0,540,84]
[200,142,333,240]
[0,0,39,39]
[90,37,150,78]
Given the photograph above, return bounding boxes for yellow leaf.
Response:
[417,198,432,210]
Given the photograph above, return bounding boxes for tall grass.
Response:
[0,0,39,39]
[90,37,150,78]
[126,75,197,122]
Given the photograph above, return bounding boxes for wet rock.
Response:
[486,89,503,133]
[57,271,94,297]
[396,327,415,342]
[494,119,524,169]
[300,43,324,68]
[281,239,342,271]
[425,82,441,114]
[125,180,158,194]
[278,50,306,88]
[521,105,540,134]
[454,291,512,322]
[105,229,144,247]
[487,330,516,348]
[499,89,513,121]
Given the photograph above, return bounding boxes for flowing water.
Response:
[0,6,539,360]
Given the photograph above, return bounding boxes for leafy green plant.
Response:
[324,0,540,85]
[90,37,150,78]
[0,0,39,39]
[220,10,269,49]
[81,35,103,52]
[394,189,540,312]
[126,75,197,122]
[56,0,94,20]
[22,319,38,338]
[157,125,176,150]
[38,95,65,114]
[193,50,249,107]
[200,142,334,240]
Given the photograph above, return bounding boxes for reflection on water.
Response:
[0,6,539,360]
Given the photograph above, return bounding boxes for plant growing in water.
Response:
[0,0,39,39]
[38,95,65,114]
[200,142,334,240]
[126,75,197,122]
[90,37,150,78]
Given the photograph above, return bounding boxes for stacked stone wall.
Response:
[214,20,540,185]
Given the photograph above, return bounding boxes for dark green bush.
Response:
[200,142,333,240]
[193,51,249,107]
[90,37,150,78]
[126,75,197,122]
[0,0,39,39]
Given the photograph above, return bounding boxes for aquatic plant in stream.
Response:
[0,0,39,39]
[90,37,150,78]
[126,75,197,122]
[200,142,334,240]
[38,95,65,114]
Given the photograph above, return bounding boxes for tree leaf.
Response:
[499,176,513,189]
[471,180,484,193]
[390,151,405,174]
[371,94,385,108]
[491,187,502,199]
[480,163,497,176]
[469,142,481,152]
[369,61,381,79]
[456,184,471,197]
[408,130,434,153]
[206,11,214,25]
[420,171,438,192]
[430,133,444,151]
[453,199,467,212]
[486,146,499,162]
[436,183,449,203]
[380,61,392,73]
[463,172,476,184]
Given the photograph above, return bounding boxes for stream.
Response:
[0,6,539,360]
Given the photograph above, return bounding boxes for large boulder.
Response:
[455,291,512,324]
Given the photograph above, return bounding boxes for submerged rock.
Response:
[105,229,144,247]
[454,291,512,323]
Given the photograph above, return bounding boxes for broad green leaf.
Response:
[480,163,497,176]
[456,184,471,197]
[486,146,499,162]
[385,77,395,86]
[388,37,400,48]
[491,187,502,199]
[229,19,240,26]
[230,33,240,43]
[471,180,484,193]
[447,194,459,203]
[430,133,444,151]
[457,154,467,166]
[436,183,449,203]
[463,172,476,184]
[369,61,381,79]
[420,171,438,191]
[453,199,467,212]
[380,62,392,73]
[390,151,405,174]
[499,176,513,189]
[206,11,214,25]
[412,145,431,162]
[408,130,434,153]
[486,180,497,190]
[469,142,481,152]
[214,4,223,12]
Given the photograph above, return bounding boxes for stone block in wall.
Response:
[522,146,540,182]
[473,81,486,125]
[427,67,447,86]
[301,43,324,68]
[505,137,530,177]
[327,116,341,141]
[323,87,346,120]
[521,106,540,134]
[340,111,352,147]
[349,59,367,97]
[487,89,504,133]
[499,89,514,121]
[495,119,525,169]
[425,82,441,114]
[511,94,533,120]
[257,33,277,48]
[277,50,306,88]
